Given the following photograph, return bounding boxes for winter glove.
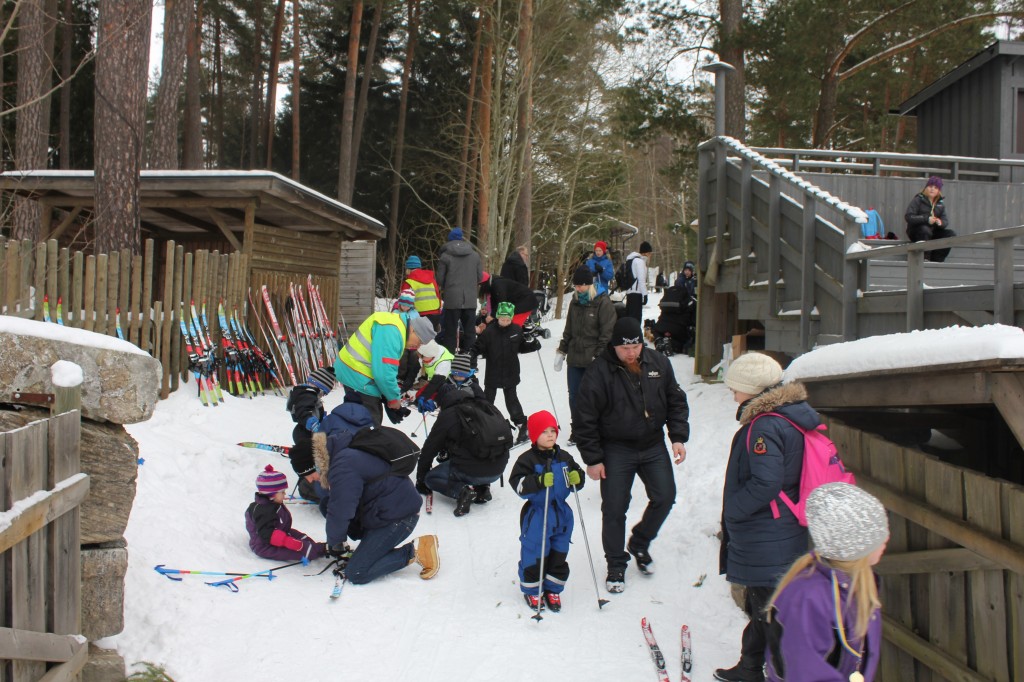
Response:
[325,542,353,560]
[537,471,554,488]
[385,404,411,424]
[416,397,437,414]
[566,469,582,487]
[415,480,431,495]
[270,529,303,552]
[554,351,565,372]
[387,398,403,411]
[304,416,321,433]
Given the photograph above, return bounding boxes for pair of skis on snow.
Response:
[642,618,692,682]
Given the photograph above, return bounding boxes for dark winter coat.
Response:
[654,284,695,338]
[574,346,690,465]
[557,288,617,368]
[500,250,529,287]
[286,384,325,425]
[416,382,510,482]
[720,382,813,587]
[312,404,422,547]
[437,239,484,309]
[510,444,584,536]
[766,558,881,681]
[244,493,325,561]
[585,252,615,296]
[673,273,697,300]
[472,320,540,388]
[904,192,950,238]
[483,275,539,316]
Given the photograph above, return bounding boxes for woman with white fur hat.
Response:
[715,352,817,682]
[765,483,888,681]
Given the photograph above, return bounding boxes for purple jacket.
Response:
[766,558,881,681]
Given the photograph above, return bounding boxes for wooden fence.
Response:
[826,417,1024,682]
[0,388,91,681]
[0,237,336,397]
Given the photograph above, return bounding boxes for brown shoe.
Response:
[414,534,440,580]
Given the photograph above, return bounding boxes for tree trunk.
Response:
[94,0,152,254]
[476,8,493,249]
[59,0,72,169]
[291,0,301,179]
[149,0,190,169]
[182,0,203,168]
[512,0,533,252]
[386,0,420,274]
[265,0,287,169]
[811,61,839,148]
[12,0,59,241]
[718,0,745,140]
[214,12,224,166]
[456,13,481,232]
[350,0,384,184]
[249,1,264,168]
[337,0,364,203]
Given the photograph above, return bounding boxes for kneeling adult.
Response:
[312,401,439,583]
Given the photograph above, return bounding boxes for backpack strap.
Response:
[744,412,805,521]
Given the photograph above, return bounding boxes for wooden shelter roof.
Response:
[897,40,1024,115]
[0,169,386,242]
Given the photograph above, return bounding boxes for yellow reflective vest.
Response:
[405,277,441,314]
[337,312,407,379]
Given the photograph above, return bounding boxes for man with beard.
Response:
[574,316,690,593]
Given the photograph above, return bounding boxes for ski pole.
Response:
[205,559,308,591]
[154,558,305,583]
[565,468,610,609]
[536,349,561,425]
[533,469,552,622]
[413,412,430,438]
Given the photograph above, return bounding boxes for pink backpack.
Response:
[746,412,856,526]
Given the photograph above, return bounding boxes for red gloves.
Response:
[270,529,303,552]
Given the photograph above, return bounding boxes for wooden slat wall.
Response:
[825,416,1024,682]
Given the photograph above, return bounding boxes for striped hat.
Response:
[396,291,416,309]
[307,366,335,394]
[256,465,288,496]
[450,353,475,380]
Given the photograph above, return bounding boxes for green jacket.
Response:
[557,289,616,368]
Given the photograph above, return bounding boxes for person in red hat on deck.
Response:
[585,241,615,297]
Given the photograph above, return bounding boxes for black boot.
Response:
[454,485,475,517]
[473,484,492,504]
[712,663,764,682]
[514,422,529,445]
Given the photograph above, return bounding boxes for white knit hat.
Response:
[417,339,441,359]
[806,483,889,562]
[724,352,783,395]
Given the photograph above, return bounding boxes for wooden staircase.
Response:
[695,137,1024,375]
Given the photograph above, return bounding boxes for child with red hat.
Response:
[585,240,615,297]
[244,465,326,562]
[508,410,586,612]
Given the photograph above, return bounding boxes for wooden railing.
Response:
[0,386,90,681]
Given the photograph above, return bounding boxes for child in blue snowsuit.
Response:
[509,410,585,612]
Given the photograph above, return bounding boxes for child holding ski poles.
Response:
[245,465,326,563]
[509,410,585,612]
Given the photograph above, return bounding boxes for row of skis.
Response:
[178,277,339,406]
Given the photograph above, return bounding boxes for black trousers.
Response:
[439,307,477,353]
[485,384,526,425]
[907,223,956,262]
[625,293,644,322]
[738,585,774,671]
[599,441,676,569]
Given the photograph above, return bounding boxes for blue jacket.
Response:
[767,557,881,681]
[720,382,812,587]
[585,253,615,296]
[312,403,421,546]
[509,444,584,538]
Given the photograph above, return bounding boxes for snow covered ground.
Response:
[104,292,747,681]
[92,287,1024,680]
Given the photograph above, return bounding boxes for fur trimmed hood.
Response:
[739,382,808,425]
[312,432,331,489]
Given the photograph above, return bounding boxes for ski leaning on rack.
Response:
[261,285,298,385]
[641,618,671,682]
[680,625,692,682]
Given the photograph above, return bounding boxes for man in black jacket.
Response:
[575,316,689,593]
[499,245,530,287]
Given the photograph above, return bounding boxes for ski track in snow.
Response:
[109,292,751,681]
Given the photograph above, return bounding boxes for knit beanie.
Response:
[572,265,594,286]
[925,175,943,191]
[594,240,608,254]
[256,465,288,496]
[496,301,515,318]
[806,483,890,562]
[405,255,422,269]
[396,291,416,309]
[724,352,783,395]
[417,339,441,359]
[288,439,316,477]
[639,241,653,254]
[409,315,437,344]
[527,410,559,444]
[448,227,464,241]
[610,316,643,346]
[450,353,474,379]
[307,366,335,394]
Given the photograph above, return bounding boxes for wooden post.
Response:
[45,240,58,318]
[71,251,83,327]
[58,247,70,322]
[800,195,816,351]
[142,239,155,353]
[906,250,924,331]
[83,255,96,332]
[714,142,728,265]
[767,174,781,318]
[738,157,752,289]
[51,382,82,416]
[34,242,46,321]
[841,214,859,341]
[5,239,19,314]
[171,245,185,392]
[993,235,1013,325]
[697,148,710,271]
[106,250,119,336]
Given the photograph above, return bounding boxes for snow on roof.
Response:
[785,324,1024,382]
[0,315,149,356]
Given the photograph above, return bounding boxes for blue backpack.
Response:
[861,209,884,239]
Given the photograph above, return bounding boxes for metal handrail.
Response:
[751,146,1024,168]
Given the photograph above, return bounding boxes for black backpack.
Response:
[454,399,514,459]
[348,425,420,480]
[615,256,638,290]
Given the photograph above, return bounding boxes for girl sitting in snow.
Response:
[245,465,326,562]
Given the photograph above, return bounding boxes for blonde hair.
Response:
[768,553,881,640]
